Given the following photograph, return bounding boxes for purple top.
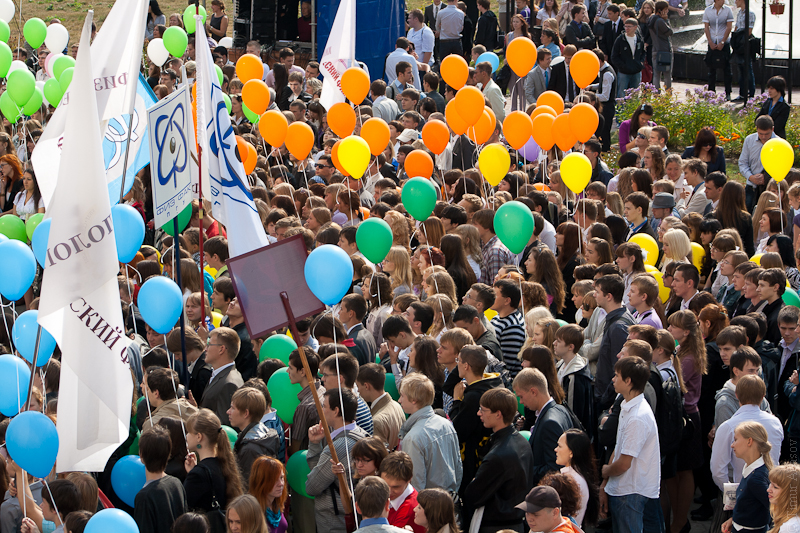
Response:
[618,119,656,153]
[634,309,662,329]
[681,354,701,414]
[268,513,288,533]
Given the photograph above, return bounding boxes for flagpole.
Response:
[25,326,43,409]
[117,113,136,204]
[196,0,206,334]
[173,218,190,386]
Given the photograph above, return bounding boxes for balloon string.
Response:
[165,347,189,447]
[421,224,447,333]
[42,480,63,528]
[125,271,139,338]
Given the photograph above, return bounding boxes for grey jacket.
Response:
[714,379,772,428]
[306,425,369,533]
[399,406,463,493]
[234,422,280,484]
[648,14,673,54]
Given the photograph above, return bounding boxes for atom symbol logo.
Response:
[154,103,188,188]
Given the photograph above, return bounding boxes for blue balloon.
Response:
[12,310,57,366]
[304,244,353,306]
[137,276,183,334]
[31,218,50,268]
[110,455,146,507]
[6,411,58,478]
[476,52,500,72]
[0,240,36,300]
[85,509,139,533]
[0,354,30,417]
[111,204,145,263]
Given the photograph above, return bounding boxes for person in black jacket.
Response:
[547,45,578,101]
[598,5,624,57]
[473,0,498,50]
[563,5,596,50]
[462,388,535,531]
[134,426,188,533]
[756,76,790,139]
[610,18,645,99]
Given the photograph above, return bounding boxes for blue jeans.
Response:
[616,71,642,99]
[609,494,665,533]
[746,184,758,214]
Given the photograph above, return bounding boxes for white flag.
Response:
[318,0,356,111]
[32,0,148,207]
[37,12,133,473]
[195,19,269,257]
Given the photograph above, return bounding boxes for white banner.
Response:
[318,0,356,111]
[147,85,196,229]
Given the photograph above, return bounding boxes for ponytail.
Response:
[736,420,774,470]
[187,409,244,503]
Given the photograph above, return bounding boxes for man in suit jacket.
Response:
[547,45,578,101]
[201,327,244,427]
[599,4,624,57]
[340,294,378,366]
[513,368,576,486]
[225,297,258,381]
[563,5,596,50]
[525,48,552,105]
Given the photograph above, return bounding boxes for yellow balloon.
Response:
[761,137,795,182]
[338,135,371,178]
[751,253,763,265]
[644,264,659,273]
[630,233,659,267]
[205,265,218,278]
[651,271,671,304]
[211,311,223,328]
[691,242,705,271]
[560,152,592,194]
[484,308,498,321]
[478,143,511,186]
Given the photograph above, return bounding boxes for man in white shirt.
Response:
[474,61,505,122]
[407,10,435,67]
[600,356,663,533]
[739,115,777,213]
[435,0,465,59]
[385,38,422,91]
[703,0,734,99]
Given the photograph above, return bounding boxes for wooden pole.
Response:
[280,292,353,515]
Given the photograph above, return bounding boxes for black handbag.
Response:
[705,48,726,68]
[201,465,227,533]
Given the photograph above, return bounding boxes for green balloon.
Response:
[221,425,238,448]
[783,288,800,307]
[0,42,11,77]
[22,87,43,116]
[401,177,437,221]
[493,201,533,254]
[556,319,568,327]
[183,4,207,34]
[43,78,63,107]
[356,218,393,264]
[223,93,232,114]
[286,450,313,498]
[160,203,192,237]
[215,64,224,87]
[518,396,525,416]
[243,103,259,124]
[25,213,43,240]
[129,431,140,455]
[268,367,303,424]
[58,67,74,94]
[0,91,19,123]
[7,68,35,106]
[0,214,27,241]
[384,372,400,401]
[23,18,46,48]
[519,430,531,441]
[0,21,9,44]
[163,26,188,58]
[52,55,75,81]
[259,334,297,364]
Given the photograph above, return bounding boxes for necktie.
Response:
[545,70,549,87]
[567,68,574,101]
[614,21,617,33]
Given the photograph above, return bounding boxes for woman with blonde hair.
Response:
[426,294,455,341]
[523,306,554,349]
[767,464,800,533]
[752,191,780,248]
[249,456,288,533]
[226,494,269,533]
[721,420,773,533]
[660,228,692,273]
[423,271,459,306]
[384,210,411,252]
[605,191,624,217]
[453,224,483,280]
[383,246,414,297]
[304,207,331,235]
[532,317,560,354]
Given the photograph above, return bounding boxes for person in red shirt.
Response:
[190,199,227,239]
[379,452,425,533]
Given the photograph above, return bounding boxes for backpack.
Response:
[656,367,688,456]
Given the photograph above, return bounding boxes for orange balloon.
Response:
[285,122,314,160]
[569,102,600,143]
[445,101,468,136]
[361,117,391,156]
[341,67,370,104]
[536,91,565,115]
[570,50,601,89]
[236,54,264,84]
[485,107,496,133]
[441,54,469,90]
[328,102,357,138]
[503,111,533,150]
[455,86,485,126]
[421,119,450,155]
[405,150,434,178]
[331,140,349,176]
[530,105,556,119]
[533,183,551,191]
[244,143,258,175]
[236,135,249,163]
[472,109,495,146]
[531,113,556,150]
[242,79,270,115]
[506,37,537,77]
[552,113,578,152]
[258,110,288,147]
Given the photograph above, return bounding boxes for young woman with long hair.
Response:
[643,146,666,183]
[415,488,460,533]
[452,224,483,281]
[519,345,565,404]
[11,169,43,221]
[666,310,708,533]
[767,464,800,533]
[383,246,414,297]
[615,242,646,309]
[722,421,774,533]
[364,272,393,346]
[709,181,755,257]
[765,235,800,290]
[755,208,784,254]
[423,271,459,308]
[0,153,24,213]
[185,292,214,338]
[555,429,600,527]
[556,222,582,320]
[752,191,780,248]
[439,234,476,304]
[525,247,566,317]
[226,494,269,533]
[585,237,614,266]
[531,317,560,356]
[660,228,692,274]
[249,456,288,533]
[407,336,445,408]
[418,217,445,248]
[184,409,244,513]
[427,294,455,341]
[681,127,726,174]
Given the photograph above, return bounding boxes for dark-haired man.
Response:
[594,275,635,409]
[134,426,187,533]
[491,280,525,378]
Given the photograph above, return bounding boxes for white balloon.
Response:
[44,24,69,54]
[35,80,45,91]
[218,37,233,49]
[7,60,27,75]
[45,52,62,78]
[147,38,169,67]
[0,0,14,23]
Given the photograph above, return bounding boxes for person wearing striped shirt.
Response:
[490,280,526,378]
[320,353,375,437]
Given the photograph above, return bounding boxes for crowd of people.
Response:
[0,1,798,533]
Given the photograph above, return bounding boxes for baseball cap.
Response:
[515,486,562,514]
